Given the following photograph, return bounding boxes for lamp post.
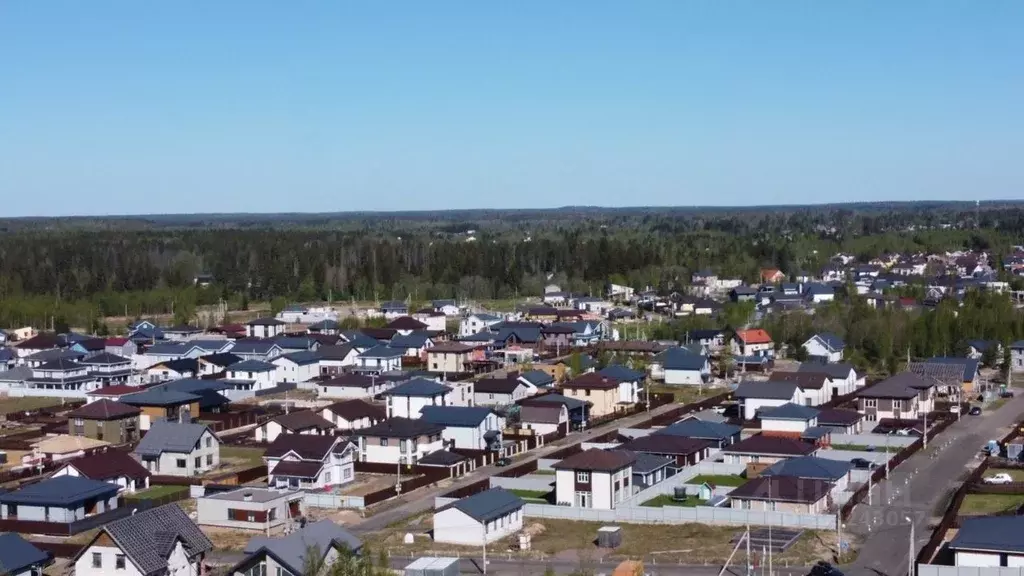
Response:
[905,516,915,576]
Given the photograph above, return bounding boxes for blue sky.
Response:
[2,2,1022,216]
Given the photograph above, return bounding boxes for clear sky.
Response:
[2,2,1022,217]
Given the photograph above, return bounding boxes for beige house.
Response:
[427,342,475,374]
[560,371,637,417]
[729,476,832,514]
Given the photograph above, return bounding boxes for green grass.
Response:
[221,445,266,464]
[829,444,901,453]
[960,493,1024,515]
[688,474,747,487]
[532,469,556,475]
[0,396,69,415]
[508,489,551,503]
[641,494,707,507]
[987,468,1024,481]
[129,485,189,500]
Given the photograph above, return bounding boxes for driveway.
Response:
[846,393,1024,576]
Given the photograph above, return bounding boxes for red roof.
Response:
[105,337,130,346]
[735,329,773,345]
[60,450,150,482]
[87,384,144,397]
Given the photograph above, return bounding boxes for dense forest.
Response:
[2,202,1024,332]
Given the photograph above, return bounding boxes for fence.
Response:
[522,502,837,529]
[919,567,1024,576]
[0,500,147,537]
[830,433,918,448]
[0,399,85,421]
[303,492,366,510]
[362,469,449,506]
[126,485,191,507]
[489,475,556,492]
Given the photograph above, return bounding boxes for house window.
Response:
[863,399,877,408]
[206,454,213,466]
[381,438,388,447]
[244,562,267,576]
[893,400,902,410]
[325,472,332,483]
[400,439,408,452]
[74,418,84,426]
[343,468,352,480]
[176,458,186,468]
[576,471,590,483]
[248,512,256,522]
[115,554,126,569]
[585,389,591,396]
[206,437,212,448]
[92,553,102,569]
[195,456,202,468]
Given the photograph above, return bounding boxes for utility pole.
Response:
[482,522,488,574]
[906,516,915,576]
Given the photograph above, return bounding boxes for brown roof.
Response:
[429,342,475,353]
[264,434,340,461]
[361,327,397,340]
[324,399,386,423]
[729,475,832,504]
[474,377,524,394]
[387,316,429,331]
[596,341,666,353]
[59,450,150,482]
[721,434,818,457]
[816,408,863,426]
[620,435,714,456]
[270,411,336,432]
[553,448,636,472]
[66,399,141,420]
[565,372,619,390]
[770,371,829,390]
[271,460,325,478]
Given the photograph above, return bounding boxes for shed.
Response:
[404,557,461,576]
[597,525,622,548]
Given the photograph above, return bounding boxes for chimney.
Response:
[243,492,253,502]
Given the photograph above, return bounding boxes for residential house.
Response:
[230,340,284,362]
[197,487,305,535]
[518,393,588,434]
[273,351,321,385]
[0,475,120,527]
[911,358,980,395]
[1011,341,1024,373]
[153,378,232,412]
[733,381,800,420]
[145,358,200,383]
[948,516,1024,567]
[264,434,356,490]
[380,301,409,319]
[796,362,865,397]
[759,403,820,437]
[729,476,832,514]
[654,346,710,386]
[163,324,203,341]
[354,345,403,375]
[230,520,361,576]
[433,488,525,545]
[816,408,864,434]
[22,358,100,398]
[519,369,555,390]
[118,387,200,430]
[419,405,504,451]
[246,318,287,339]
[427,341,475,374]
[721,434,818,464]
[411,309,447,332]
[760,269,786,283]
[317,343,359,376]
[50,450,151,494]
[606,283,635,301]
[655,418,742,448]
[389,332,435,358]
[255,410,336,443]
[803,283,835,303]
[966,340,1000,361]
[767,371,832,406]
[619,434,713,469]
[0,346,16,371]
[307,319,341,335]
[561,371,637,418]
[802,333,845,363]
[459,313,503,337]
[0,533,51,576]
[731,329,775,358]
[27,435,110,465]
[474,376,531,406]
[79,352,133,386]
[761,456,853,495]
[317,373,394,399]
[73,504,212,576]
[133,419,220,476]
[66,399,141,444]
[431,299,462,316]
[198,351,242,376]
[383,378,454,418]
[631,453,674,489]
[14,332,62,358]
[553,449,635,509]
[856,372,936,422]
[356,418,445,464]
[224,359,279,392]
[387,316,429,335]
[685,329,727,352]
[321,399,386,430]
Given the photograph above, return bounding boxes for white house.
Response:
[224,359,278,392]
[321,399,386,430]
[432,299,462,317]
[733,380,799,420]
[354,346,403,375]
[255,410,336,443]
[383,378,453,418]
[264,435,356,490]
[433,488,525,545]
[759,403,820,435]
[769,371,833,406]
[797,363,865,397]
[473,376,531,406]
[316,373,396,399]
[246,318,287,338]
[802,333,846,363]
[133,420,220,477]
[356,418,445,465]
[731,329,775,358]
[553,449,635,509]
[50,450,151,495]
[656,347,710,386]
[459,313,502,337]
[419,406,504,451]
[948,516,1024,567]
[272,351,320,385]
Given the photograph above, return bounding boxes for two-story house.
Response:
[855,372,936,422]
[50,450,151,495]
[354,346,403,375]
[553,449,635,509]
[383,378,453,418]
[264,434,356,490]
[255,410,336,443]
[133,419,220,477]
[230,520,361,576]
[230,340,284,362]
[459,313,503,337]
[66,399,141,444]
[733,380,800,420]
[731,329,775,358]
[427,342,475,374]
[246,318,287,339]
[119,387,200,430]
[321,399,386,430]
[802,333,846,363]
[356,418,445,464]
[419,406,504,451]
[224,359,278,392]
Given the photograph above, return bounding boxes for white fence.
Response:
[830,433,917,447]
[523,503,837,529]
[919,566,1024,576]
[303,492,366,510]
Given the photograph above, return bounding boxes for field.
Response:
[129,485,190,500]
[220,445,266,465]
[0,396,67,415]
[508,489,551,503]
[689,474,747,487]
[959,493,1024,515]
[640,494,705,507]
[986,468,1024,481]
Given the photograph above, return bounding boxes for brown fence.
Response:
[362,469,449,506]
[441,477,491,500]
[917,460,990,564]
[1,400,86,421]
[495,459,538,478]
[149,475,202,486]
[966,482,1024,494]
[200,408,276,433]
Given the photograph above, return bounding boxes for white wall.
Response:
[665,368,704,386]
[742,397,790,420]
[362,438,444,464]
[555,470,574,506]
[760,418,810,433]
[433,507,524,545]
[76,545,143,576]
[592,471,613,509]
[274,360,319,384]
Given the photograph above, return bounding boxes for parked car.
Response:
[949,404,961,414]
[494,457,512,467]
[809,560,845,576]
[984,473,1014,485]
[969,406,983,415]
[850,458,878,469]
[1000,390,1015,399]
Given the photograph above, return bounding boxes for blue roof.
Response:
[599,364,645,382]
[950,516,1024,554]
[120,387,200,407]
[0,533,50,573]
[274,337,318,350]
[659,347,707,371]
[966,340,997,353]
[760,402,820,421]
[145,342,189,356]
[390,332,433,349]
[445,487,524,523]
[230,341,283,355]
[341,332,382,349]
[419,405,495,427]
[519,369,555,387]
[279,351,321,366]
[473,313,502,322]
[380,301,407,311]
[0,347,16,362]
[229,359,278,372]
[656,418,741,441]
[358,345,403,359]
[762,456,852,481]
[924,357,980,382]
[0,475,118,506]
[686,329,725,340]
[733,380,798,400]
[803,283,834,296]
[495,326,542,344]
[812,333,846,353]
[384,378,451,397]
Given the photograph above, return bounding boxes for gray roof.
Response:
[358,345,403,359]
[631,452,674,474]
[0,475,118,506]
[389,332,433,349]
[520,392,588,411]
[733,380,798,400]
[145,342,190,356]
[228,359,278,372]
[278,350,321,366]
[444,487,525,523]
[384,378,451,397]
[0,366,32,382]
[230,341,283,355]
[135,420,213,456]
[0,347,16,362]
[660,347,707,371]
[519,369,555,387]
[760,403,820,421]
[761,456,852,481]
[274,336,318,350]
[419,406,495,427]
[656,418,741,441]
[0,533,49,574]
[949,516,1024,554]
[248,317,285,326]
[120,387,200,407]
[858,372,932,399]
[811,333,845,352]
[98,504,213,575]
[243,520,362,573]
[797,362,857,380]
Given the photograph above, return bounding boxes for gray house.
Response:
[133,419,220,477]
[231,520,363,575]
[0,475,119,525]
[197,487,305,535]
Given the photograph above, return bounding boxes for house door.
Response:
[574,492,591,508]
[832,386,839,399]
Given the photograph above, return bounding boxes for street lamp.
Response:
[905,516,915,576]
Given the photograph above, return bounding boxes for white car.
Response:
[949,405,961,414]
[984,473,1014,485]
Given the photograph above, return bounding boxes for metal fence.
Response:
[522,502,837,529]
[919,566,1024,576]
[303,492,366,510]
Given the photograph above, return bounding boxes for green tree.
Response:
[981,344,1000,369]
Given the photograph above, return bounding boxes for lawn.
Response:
[641,494,706,507]
[959,493,1024,515]
[688,474,747,487]
[532,469,556,475]
[987,468,1024,481]
[508,489,551,503]
[129,485,190,500]
[221,445,267,464]
[647,384,723,405]
[987,398,1011,411]
[0,396,68,415]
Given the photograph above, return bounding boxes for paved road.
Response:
[846,394,1024,576]
[351,403,681,534]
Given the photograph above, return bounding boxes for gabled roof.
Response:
[760,402,820,421]
[442,487,524,523]
[264,434,342,461]
[230,340,283,356]
[554,448,636,472]
[762,456,852,481]
[796,362,858,380]
[277,350,321,366]
[419,406,495,427]
[733,380,798,400]
[66,399,140,420]
[358,345,404,359]
[620,435,714,456]
[389,332,434,349]
[0,475,118,506]
[144,342,190,356]
[135,420,213,456]
[387,316,429,331]
[228,359,278,373]
[57,449,150,482]
[734,329,773,345]
[915,357,979,383]
[429,341,475,354]
[359,417,444,439]
[599,364,645,382]
[324,399,386,422]
[91,504,213,575]
[659,347,707,371]
[520,404,565,423]
[384,378,451,397]
[418,449,470,467]
[248,317,286,326]
[120,387,200,407]
[16,332,62,350]
[201,352,242,368]
[566,372,620,390]
[274,337,319,351]
[858,372,934,399]
[308,319,340,331]
[949,516,1024,554]
[519,369,555,387]
[729,476,831,504]
[269,410,335,432]
[815,408,863,426]
[808,333,845,353]
[151,357,200,375]
[519,392,588,411]
[632,452,674,474]
[35,358,88,371]
[769,372,829,392]
[655,418,741,441]
[474,377,525,394]
[317,344,357,362]
[721,435,817,457]
[79,352,132,365]
[0,533,50,574]
[241,520,361,574]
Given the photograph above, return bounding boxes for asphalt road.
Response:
[350,403,681,534]
[846,393,1024,576]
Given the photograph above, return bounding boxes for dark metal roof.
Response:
[228,359,278,372]
[418,450,470,467]
[271,460,324,478]
[816,408,863,426]
[631,452,674,474]
[659,347,707,371]
[387,316,429,331]
[733,380,799,399]
[135,420,214,456]
[270,410,336,432]
[796,362,858,380]
[384,378,451,397]
[721,435,818,457]
[324,399,386,422]
[358,345,403,359]
[241,520,361,574]
[552,448,635,472]
[599,364,645,382]
[621,435,713,456]
[79,352,132,365]
[120,387,200,407]
[0,533,50,574]
[419,406,495,427]
[359,417,444,439]
[264,434,342,461]
[761,456,852,481]
[0,475,118,506]
[655,418,741,441]
[66,399,140,420]
[98,504,213,575]
[760,403,820,421]
[474,377,524,394]
[949,516,1024,554]
[443,487,524,523]
[58,449,150,482]
[729,475,832,504]
[768,371,829,390]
